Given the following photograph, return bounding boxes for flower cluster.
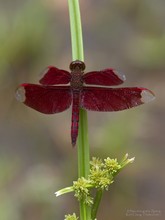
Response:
[89,157,121,190]
[55,154,135,218]
[73,177,93,205]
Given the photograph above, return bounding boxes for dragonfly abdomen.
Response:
[71,92,80,146]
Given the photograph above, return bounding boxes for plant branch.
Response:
[91,190,103,220]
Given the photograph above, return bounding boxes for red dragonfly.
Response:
[16,60,155,146]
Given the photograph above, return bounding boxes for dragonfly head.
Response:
[69,60,86,72]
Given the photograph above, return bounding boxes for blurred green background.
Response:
[0,0,164,219]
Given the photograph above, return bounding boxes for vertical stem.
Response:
[78,110,90,177]
[68,0,84,61]
[68,0,90,219]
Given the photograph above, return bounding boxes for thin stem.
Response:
[68,0,90,219]
[68,0,84,61]
[78,109,90,177]
[91,190,103,220]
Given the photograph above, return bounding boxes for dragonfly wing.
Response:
[83,69,126,86]
[81,87,155,111]
[39,66,71,85]
[16,84,72,114]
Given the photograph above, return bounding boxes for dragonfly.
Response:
[15,60,155,146]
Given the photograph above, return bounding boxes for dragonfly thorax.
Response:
[70,72,83,90]
[70,60,85,90]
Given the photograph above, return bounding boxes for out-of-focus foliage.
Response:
[0,2,50,78]
[0,0,164,220]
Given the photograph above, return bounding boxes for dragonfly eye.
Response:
[70,60,86,71]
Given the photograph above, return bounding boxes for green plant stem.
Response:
[78,109,90,177]
[68,0,90,219]
[68,0,84,61]
[91,190,103,220]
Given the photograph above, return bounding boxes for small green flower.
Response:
[73,177,93,205]
[64,213,78,220]
[90,157,104,169]
[104,157,121,175]
[89,167,112,190]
